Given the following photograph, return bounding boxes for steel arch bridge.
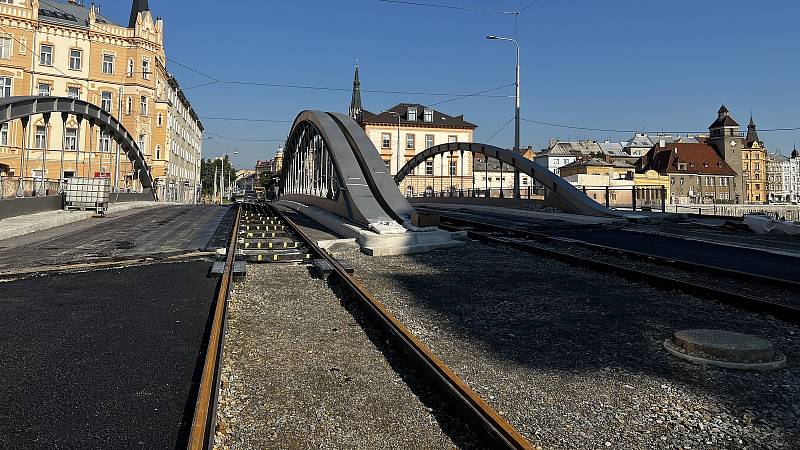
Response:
[0,96,153,190]
[278,111,617,224]
[279,110,416,227]
[394,142,618,217]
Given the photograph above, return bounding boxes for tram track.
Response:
[433,213,800,326]
[200,202,534,449]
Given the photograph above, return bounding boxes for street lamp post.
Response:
[487,34,521,199]
[385,111,401,179]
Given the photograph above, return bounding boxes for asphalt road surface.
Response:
[0,205,233,271]
[0,261,219,449]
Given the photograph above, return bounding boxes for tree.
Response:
[200,156,236,200]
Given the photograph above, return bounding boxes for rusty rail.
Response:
[271,204,533,450]
[187,204,241,450]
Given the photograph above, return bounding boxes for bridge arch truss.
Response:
[0,96,154,195]
[394,142,617,217]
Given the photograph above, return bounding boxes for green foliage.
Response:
[200,156,236,199]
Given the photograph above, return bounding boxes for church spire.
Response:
[746,114,760,145]
[349,63,363,122]
[129,0,150,28]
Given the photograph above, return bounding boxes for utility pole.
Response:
[213,166,218,204]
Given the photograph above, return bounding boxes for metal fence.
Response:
[672,204,800,222]
[0,176,62,199]
[407,186,545,200]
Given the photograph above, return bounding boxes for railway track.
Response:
[434,213,800,326]
[186,202,533,449]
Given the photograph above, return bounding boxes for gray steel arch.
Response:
[280,111,406,227]
[0,96,153,188]
[394,142,620,217]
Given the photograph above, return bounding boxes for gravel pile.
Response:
[214,264,476,449]
[343,242,800,449]
[508,236,798,307]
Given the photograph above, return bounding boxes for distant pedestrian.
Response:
[273,185,280,202]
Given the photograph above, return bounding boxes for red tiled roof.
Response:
[638,143,736,176]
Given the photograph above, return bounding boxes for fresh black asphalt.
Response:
[0,261,218,449]
[0,205,232,271]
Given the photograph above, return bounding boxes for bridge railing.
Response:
[0,176,61,198]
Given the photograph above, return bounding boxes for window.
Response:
[37,83,50,96]
[126,97,132,114]
[449,160,457,176]
[423,109,433,122]
[155,145,161,159]
[448,135,457,144]
[62,171,75,179]
[157,113,163,127]
[425,134,434,149]
[406,133,414,149]
[705,176,714,186]
[720,177,729,187]
[67,86,80,99]
[101,91,112,111]
[99,131,111,152]
[102,54,114,74]
[677,163,687,170]
[425,160,434,175]
[34,125,47,149]
[138,134,147,155]
[407,108,417,121]
[0,36,11,60]
[0,123,7,146]
[679,177,684,186]
[381,133,391,149]
[69,49,82,70]
[39,44,52,66]
[127,59,134,77]
[142,59,150,79]
[383,159,390,170]
[65,128,77,150]
[140,95,148,115]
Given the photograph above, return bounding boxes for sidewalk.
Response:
[0,201,167,242]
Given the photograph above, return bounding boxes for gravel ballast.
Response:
[214,264,476,449]
[343,242,800,449]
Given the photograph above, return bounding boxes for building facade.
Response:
[0,0,202,201]
[349,66,477,197]
[741,116,767,204]
[766,149,800,204]
[638,141,737,204]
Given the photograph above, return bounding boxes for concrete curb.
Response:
[276,200,464,256]
[0,202,168,242]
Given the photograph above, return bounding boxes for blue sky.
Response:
[99,0,798,168]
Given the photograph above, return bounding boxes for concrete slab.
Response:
[414,203,626,227]
[275,200,464,256]
[664,329,786,371]
[0,201,166,242]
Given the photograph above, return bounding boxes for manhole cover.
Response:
[664,329,786,371]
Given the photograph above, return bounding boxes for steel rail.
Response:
[187,204,241,450]
[438,216,800,325]
[270,204,533,450]
[434,212,800,292]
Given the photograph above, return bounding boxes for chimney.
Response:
[659,140,666,148]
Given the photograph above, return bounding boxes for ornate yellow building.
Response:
[0,0,202,200]
[348,66,477,197]
[742,116,768,204]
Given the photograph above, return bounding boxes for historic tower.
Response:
[129,0,150,28]
[349,64,363,122]
[707,104,745,202]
